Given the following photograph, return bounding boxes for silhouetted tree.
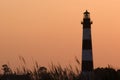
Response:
[37,66,50,80]
[94,67,117,80]
[2,64,12,75]
[117,69,120,80]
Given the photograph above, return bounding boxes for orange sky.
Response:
[0,0,120,70]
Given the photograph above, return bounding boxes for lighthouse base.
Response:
[79,71,94,80]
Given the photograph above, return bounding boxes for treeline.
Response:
[94,67,120,80]
[0,64,120,80]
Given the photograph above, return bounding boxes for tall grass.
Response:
[0,57,80,80]
[0,57,120,80]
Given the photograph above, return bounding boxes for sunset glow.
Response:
[0,0,120,69]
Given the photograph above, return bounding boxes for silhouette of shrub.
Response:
[94,67,117,80]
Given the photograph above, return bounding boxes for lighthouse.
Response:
[81,10,93,73]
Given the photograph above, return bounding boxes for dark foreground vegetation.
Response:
[0,58,120,80]
[1,65,120,80]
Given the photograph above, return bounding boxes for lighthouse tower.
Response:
[81,10,93,73]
